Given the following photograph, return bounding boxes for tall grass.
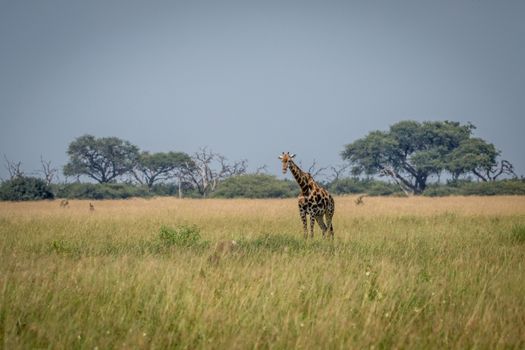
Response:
[1,196,525,349]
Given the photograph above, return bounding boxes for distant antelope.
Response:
[355,195,366,205]
[59,199,69,208]
[89,203,95,211]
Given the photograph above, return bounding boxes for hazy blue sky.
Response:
[1,0,524,181]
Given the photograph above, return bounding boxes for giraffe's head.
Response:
[278,152,296,174]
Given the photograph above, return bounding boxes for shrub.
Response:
[150,182,202,198]
[423,179,525,196]
[422,185,460,197]
[212,174,298,198]
[366,181,402,196]
[328,178,368,194]
[459,180,525,196]
[54,183,150,199]
[158,225,204,247]
[328,178,402,196]
[0,176,54,201]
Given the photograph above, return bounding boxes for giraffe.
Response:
[278,152,335,239]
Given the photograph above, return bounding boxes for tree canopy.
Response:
[341,120,514,194]
[64,135,139,183]
[133,151,193,189]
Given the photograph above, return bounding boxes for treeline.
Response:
[1,120,523,201]
[2,174,524,201]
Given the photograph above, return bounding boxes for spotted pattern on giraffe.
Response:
[279,152,335,239]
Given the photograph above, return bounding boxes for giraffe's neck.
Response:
[288,161,310,195]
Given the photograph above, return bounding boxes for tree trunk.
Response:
[414,175,427,194]
[472,169,488,182]
[380,166,415,196]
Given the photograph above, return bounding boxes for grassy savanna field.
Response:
[1,196,525,349]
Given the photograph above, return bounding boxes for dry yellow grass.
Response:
[3,195,525,216]
[1,196,525,349]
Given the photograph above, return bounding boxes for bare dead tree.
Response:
[217,154,248,178]
[39,155,59,185]
[307,159,328,179]
[3,155,23,180]
[183,147,248,197]
[255,164,269,174]
[329,164,350,182]
[183,148,214,197]
[64,174,82,184]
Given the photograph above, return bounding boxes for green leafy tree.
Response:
[446,138,516,182]
[341,121,475,194]
[133,151,193,189]
[63,135,139,183]
[446,138,497,180]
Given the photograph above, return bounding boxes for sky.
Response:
[1,0,524,181]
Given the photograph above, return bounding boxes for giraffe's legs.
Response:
[315,215,328,238]
[309,214,316,238]
[325,197,335,239]
[324,213,334,239]
[300,210,308,239]
[298,197,308,239]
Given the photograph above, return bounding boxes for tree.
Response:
[39,156,59,185]
[183,147,247,197]
[446,138,516,181]
[341,121,476,194]
[132,151,193,190]
[3,155,23,180]
[328,164,350,182]
[307,159,328,180]
[64,135,139,183]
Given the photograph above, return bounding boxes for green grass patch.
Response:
[158,225,209,249]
